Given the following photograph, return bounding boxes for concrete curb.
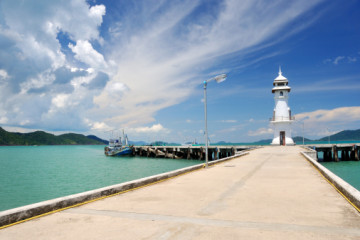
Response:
[0,151,248,227]
[301,151,360,211]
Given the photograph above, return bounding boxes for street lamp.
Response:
[302,122,304,145]
[203,73,227,168]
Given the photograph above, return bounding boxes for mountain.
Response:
[129,140,147,146]
[254,129,360,144]
[87,135,109,144]
[0,127,106,145]
[318,129,360,141]
[293,136,312,143]
[252,139,272,145]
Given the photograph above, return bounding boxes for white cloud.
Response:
[51,94,70,109]
[91,121,110,131]
[248,128,273,136]
[0,69,9,82]
[93,0,323,129]
[348,56,357,63]
[220,120,237,123]
[295,106,360,123]
[0,116,8,124]
[294,106,360,137]
[0,0,106,131]
[20,70,56,94]
[131,124,170,134]
[324,54,358,65]
[69,40,107,69]
[333,56,345,65]
[0,0,324,136]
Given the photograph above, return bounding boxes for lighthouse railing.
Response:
[269,116,295,122]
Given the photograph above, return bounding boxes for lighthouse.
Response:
[270,68,295,146]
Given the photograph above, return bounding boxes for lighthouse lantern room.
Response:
[270,68,295,146]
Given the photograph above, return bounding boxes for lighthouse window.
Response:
[280,91,283,96]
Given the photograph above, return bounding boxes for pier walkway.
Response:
[1,146,360,239]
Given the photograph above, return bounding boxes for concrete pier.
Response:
[132,145,250,160]
[1,146,360,239]
[310,144,360,161]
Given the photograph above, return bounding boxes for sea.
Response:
[0,145,200,212]
[1,143,360,212]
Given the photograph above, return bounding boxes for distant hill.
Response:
[129,140,147,146]
[317,129,360,142]
[252,139,272,145]
[215,141,230,145]
[87,135,109,144]
[0,127,106,145]
[1,127,359,146]
[254,129,360,144]
[150,141,181,146]
[293,136,312,143]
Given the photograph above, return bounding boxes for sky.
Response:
[0,0,359,143]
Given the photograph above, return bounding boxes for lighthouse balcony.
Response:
[269,116,295,122]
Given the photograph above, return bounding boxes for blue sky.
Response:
[0,0,359,143]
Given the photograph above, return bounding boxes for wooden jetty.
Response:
[131,145,254,160]
[308,143,360,162]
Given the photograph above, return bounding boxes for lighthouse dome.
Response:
[274,72,287,81]
[274,67,288,83]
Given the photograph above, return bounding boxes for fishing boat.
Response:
[104,131,133,156]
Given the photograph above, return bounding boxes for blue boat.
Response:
[104,131,133,157]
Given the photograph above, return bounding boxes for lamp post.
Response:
[203,73,227,168]
[302,122,304,145]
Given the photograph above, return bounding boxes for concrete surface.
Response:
[302,150,360,211]
[1,146,360,239]
[0,152,247,227]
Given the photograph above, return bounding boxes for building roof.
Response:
[273,67,288,84]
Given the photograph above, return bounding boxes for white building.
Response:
[270,68,295,146]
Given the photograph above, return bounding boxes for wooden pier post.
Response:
[355,145,359,161]
[187,147,191,160]
[332,145,339,162]
[208,149,213,161]
[350,148,355,160]
[214,148,218,160]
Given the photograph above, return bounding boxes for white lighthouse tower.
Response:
[270,67,295,146]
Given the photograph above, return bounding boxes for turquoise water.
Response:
[321,161,360,191]
[0,145,200,211]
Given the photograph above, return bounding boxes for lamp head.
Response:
[214,74,227,83]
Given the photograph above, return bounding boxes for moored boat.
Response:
[104,131,133,157]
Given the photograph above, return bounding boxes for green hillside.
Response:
[0,127,105,145]
[293,136,312,143]
[318,129,360,141]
